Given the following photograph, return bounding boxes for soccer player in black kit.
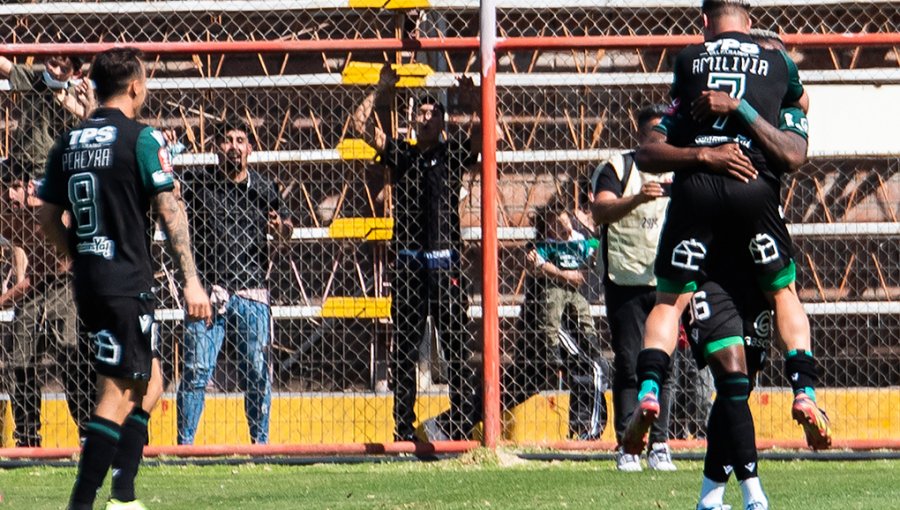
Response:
[352,65,482,441]
[685,30,817,510]
[623,0,830,460]
[39,48,211,510]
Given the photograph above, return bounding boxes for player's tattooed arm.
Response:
[154,190,197,282]
[154,189,212,324]
[691,91,807,173]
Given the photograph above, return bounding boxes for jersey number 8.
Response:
[68,172,100,238]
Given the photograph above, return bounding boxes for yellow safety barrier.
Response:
[6,388,897,447]
[341,62,434,87]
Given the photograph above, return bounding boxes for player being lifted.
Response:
[623,0,831,456]
[39,48,212,510]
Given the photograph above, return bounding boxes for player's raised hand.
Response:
[691,90,740,122]
[699,143,758,183]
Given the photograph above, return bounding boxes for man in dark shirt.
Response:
[39,47,211,510]
[624,0,829,455]
[176,117,292,445]
[352,65,482,441]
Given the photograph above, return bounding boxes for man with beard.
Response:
[175,117,293,445]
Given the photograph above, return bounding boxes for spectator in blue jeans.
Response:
[176,117,293,444]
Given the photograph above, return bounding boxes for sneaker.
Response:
[614,446,642,472]
[105,500,149,510]
[647,442,677,471]
[791,393,832,450]
[420,418,451,442]
[621,394,660,455]
[697,505,731,510]
[745,502,768,510]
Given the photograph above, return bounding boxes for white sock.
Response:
[698,476,727,508]
[740,477,767,507]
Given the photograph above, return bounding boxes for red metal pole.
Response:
[479,0,501,450]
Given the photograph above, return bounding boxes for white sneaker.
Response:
[105,500,149,510]
[745,502,768,510]
[697,505,731,510]
[615,446,642,472]
[647,442,677,471]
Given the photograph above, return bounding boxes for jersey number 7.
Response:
[707,72,747,131]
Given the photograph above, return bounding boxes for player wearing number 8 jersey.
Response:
[39,48,211,510]
[624,0,830,460]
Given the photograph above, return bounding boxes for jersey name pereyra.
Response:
[63,126,117,172]
[693,39,769,77]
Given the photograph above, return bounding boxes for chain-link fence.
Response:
[0,1,897,452]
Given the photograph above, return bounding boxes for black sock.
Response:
[784,350,818,400]
[12,366,42,447]
[636,349,671,400]
[716,372,758,481]
[70,416,121,508]
[703,398,732,483]
[110,408,151,502]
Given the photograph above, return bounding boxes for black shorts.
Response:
[685,280,772,379]
[655,171,794,292]
[76,293,159,381]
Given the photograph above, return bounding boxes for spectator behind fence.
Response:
[352,65,483,441]
[0,53,95,448]
[590,104,679,471]
[0,161,95,446]
[176,117,293,445]
[0,54,95,174]
[503,198,609,440]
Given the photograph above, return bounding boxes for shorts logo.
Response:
[139,314,154,335]
[753,310,773,338]
[671,239,707,271]
[749,234,779,265]
[92,330,122,366]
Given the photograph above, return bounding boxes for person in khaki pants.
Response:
[591,104,676,471]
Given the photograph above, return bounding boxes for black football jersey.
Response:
[657,31,804,182]
[39,107,175,298]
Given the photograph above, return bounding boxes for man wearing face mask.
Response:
[175,116,293,446]
[0,54,95,176]
[352,65,483,441]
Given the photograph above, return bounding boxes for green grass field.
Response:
[1,452,897,509]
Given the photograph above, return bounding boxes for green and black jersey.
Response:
[39,107,175,298]
[655,31,805,183]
